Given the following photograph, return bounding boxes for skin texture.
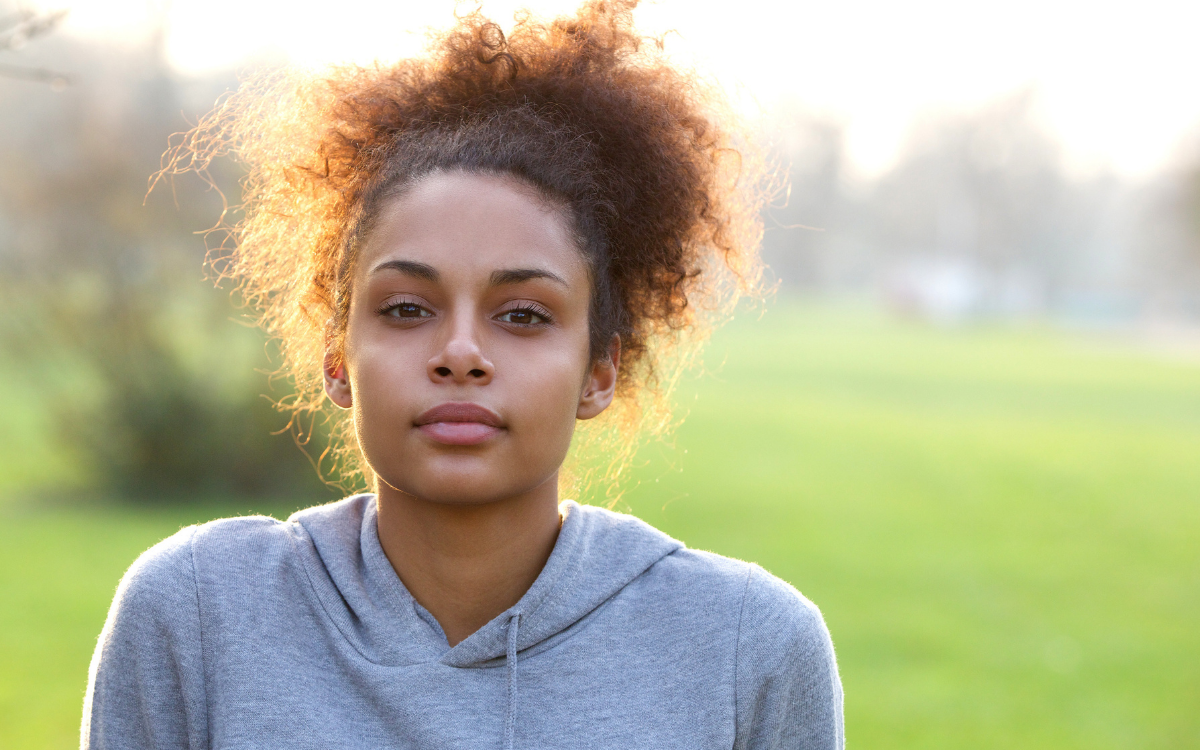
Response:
[323,171,619,646]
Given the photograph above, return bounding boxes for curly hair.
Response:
[162,0,769,497]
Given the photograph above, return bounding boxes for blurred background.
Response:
[1,0,1198,747]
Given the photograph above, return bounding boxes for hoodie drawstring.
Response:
[506,612,521,750]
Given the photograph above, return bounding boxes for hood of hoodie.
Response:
[288,494,683,669]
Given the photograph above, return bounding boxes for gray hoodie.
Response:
[82,495,843,749]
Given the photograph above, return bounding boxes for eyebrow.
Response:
[370,259,439,281]
[490,268,569,288]
[369,259,568,288]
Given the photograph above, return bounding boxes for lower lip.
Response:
[418,422,503,446]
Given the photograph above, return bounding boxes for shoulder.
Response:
[111,515,279,613]
[186,513,296,571]
[651,546,756,597]
[113,525,201,617]
[119,496,366,606]
[175,495,370,574]
[90,527,219,749]
[729,566,844,748]
[649,549,831,651]
[640,543,834,665]
[623,541,819,642]
[739,564,832,664]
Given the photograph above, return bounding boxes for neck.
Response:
[373,477,562,647]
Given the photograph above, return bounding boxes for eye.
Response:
[495,305,552,326]
[380,300,433,319]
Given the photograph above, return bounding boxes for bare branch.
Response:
[0,8,67,51]
[0,9,34,35]
[0,7,69,85]
[0,60,67,85]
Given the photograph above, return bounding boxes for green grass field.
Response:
[2,302,1198,748]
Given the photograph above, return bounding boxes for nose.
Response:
[427,311,494,385]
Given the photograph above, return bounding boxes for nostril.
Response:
[469,369,486,378]
[435,366,452,377]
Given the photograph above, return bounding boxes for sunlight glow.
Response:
[49,0,1200,178]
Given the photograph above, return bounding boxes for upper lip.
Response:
[414,402,504,428]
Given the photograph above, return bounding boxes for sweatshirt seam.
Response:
[733,563,754,747]
[186,527,211,750]
[288,521,383,665]
[289,515,438,668]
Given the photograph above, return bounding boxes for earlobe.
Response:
[323,354,354,410]
[577,336,620,421]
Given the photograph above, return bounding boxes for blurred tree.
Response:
[0,33,336,500]
[762,91,1182,320]
[760,107,848,290]
[1184,160,1200,260]
[867,90,1112,311]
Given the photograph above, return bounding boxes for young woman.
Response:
[82,2,844,747]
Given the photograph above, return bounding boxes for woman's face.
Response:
[325,170,617,505]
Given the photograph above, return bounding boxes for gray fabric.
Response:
[82,495,844,749]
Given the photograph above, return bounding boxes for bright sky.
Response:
[50,0,1200,178]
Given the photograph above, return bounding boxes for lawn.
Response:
[2,302,1198,748]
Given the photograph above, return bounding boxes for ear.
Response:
[577,335,620,420]
[323,351,354,410]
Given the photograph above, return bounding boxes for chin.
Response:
[376,467,542,507]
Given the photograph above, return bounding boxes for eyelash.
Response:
[375,298,554,326]
[495,302,554,327]
[377,297,433,320]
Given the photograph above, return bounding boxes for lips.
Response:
[414,402,505,446]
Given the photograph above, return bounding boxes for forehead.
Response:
[358,171,587,285]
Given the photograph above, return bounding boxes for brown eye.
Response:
[384,302,432,319]
[496,307,550,326]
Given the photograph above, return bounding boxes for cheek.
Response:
[496,344,590,478]
[499,335,589,411]
[343,325,426,422]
